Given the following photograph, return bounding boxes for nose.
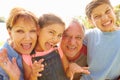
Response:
[69,37,76,45]
[24,33,31,40]
[101,14,108,21]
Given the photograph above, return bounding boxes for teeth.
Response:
[22,43,31,50]
[67,46,75,50]
[103,21,111,26]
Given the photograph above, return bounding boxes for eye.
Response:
[16,29,24,33]
[57,34,62,39]
[49,31,54,35]
[94,15,101,20]
[106,9,111,14]
[76,36,82,40]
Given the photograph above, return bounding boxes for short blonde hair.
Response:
[6,7,38,30]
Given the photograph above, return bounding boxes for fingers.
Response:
[82,67,89,70]
[37,73,42,77]
[0,48,8,59]
[76,66,90,74]
[68,63,90,75]
[33,61,44,71]
[70,74,73,80]
[66,68,73,80]
[31,59,44,77]
[0,48,9,66]
[38,58,44,63]
[12,57,18,66]
[33,60,44,69]
[81,67,90,74]
[2,48,8,56]
[12,57,16,63]
[69,71,73,80]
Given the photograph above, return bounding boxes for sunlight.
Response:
[0,0,119,44]
[0,0,119,19]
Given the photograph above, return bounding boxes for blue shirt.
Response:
[81,28,120,80]
[0,42,24,80]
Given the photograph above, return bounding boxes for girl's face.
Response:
[9,17,37,55]
[38,24,65,51]
[90,3,116,32]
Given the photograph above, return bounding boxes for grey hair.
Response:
[67,18,85,33]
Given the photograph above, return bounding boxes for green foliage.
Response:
[80,16,94,29]
[74,16,94,29]
[0,17,5,22]
[75,4,120,29]
[114,4,120,27]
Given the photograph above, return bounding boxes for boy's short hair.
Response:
[85,0,112,19]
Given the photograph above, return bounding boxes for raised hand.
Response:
[30,59,44,80]
[67,62,90,80]
[0,48,20,80]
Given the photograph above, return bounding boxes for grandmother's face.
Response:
[9,17,37,55]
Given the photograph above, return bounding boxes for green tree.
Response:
[75,4,120,29]
[74,16,94,29]
[0,17,5,22]
[114,4,120,27]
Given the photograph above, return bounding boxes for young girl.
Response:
[22,14,69,80]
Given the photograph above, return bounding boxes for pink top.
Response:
[22,47,63,66]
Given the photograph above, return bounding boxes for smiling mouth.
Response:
[67,46,76,51]
[102,20,112,27]
[21,43,32,50]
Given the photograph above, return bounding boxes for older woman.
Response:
[0,7,38,80]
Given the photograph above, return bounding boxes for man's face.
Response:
[60,22,84,59]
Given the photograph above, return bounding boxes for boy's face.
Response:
[90,3,116,32]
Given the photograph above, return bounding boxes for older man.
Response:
[60,18,90,80]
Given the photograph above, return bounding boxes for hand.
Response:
[0,48,20,80]
[67,62,90,80]
[30,59,44,80]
